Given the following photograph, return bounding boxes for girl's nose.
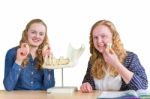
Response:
[35,33,40,38]
[97,37,102,43]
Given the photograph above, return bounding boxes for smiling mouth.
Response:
[97,44,105,48]
[32,39,40,42]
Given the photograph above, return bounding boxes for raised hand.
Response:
[42,45,51,58]
[15,43,30,65]
[103,43,120,67]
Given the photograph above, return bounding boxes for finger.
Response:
[105,43,112,52]
[109,48,114,54]
[21,43,29,50]
[21,43,30,55]
[17,48,22,56]
[80,84,88,93]
[80,85,85,92]
[20,51,27,56]
[86,83,93,93]
[84,85,89,93]
[46,48,51,57]
[42,45,48,56]
[82,83,92,93]
[47,46,51,50]
[42,45,51,57]
[80,85,84,92]
[81,84,87,92]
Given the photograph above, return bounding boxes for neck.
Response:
[30,46,38,59]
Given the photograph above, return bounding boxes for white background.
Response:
[0,0,149,90]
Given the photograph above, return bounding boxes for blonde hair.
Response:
[90,20,127,79]
[19,19,49,69]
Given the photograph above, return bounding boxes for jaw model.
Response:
[42,43,85,68]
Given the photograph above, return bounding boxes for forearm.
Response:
[116,63,148,90]
[3,63,22,91]
[128,74,148,90]
[43,69,55,89]
[115,63,134,84]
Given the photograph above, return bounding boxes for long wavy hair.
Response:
[90,20,127,79]
[19,19,49,69]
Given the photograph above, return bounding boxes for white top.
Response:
[94,69,122,91]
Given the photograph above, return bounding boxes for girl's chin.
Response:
[98,49,104,53]
[30,44,40,47]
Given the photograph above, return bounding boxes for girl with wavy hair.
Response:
[80,20,148,92]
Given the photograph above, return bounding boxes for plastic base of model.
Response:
[47,86,78,93]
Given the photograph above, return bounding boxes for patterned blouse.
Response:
[82,51,148,91]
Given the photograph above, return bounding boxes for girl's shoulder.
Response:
[6,46,18,56]
[126,51,138,59]
[124,51,139,66]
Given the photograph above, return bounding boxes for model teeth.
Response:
[43,56,70,66]
[107,43,112,49]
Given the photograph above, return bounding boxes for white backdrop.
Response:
[0,0,149,90]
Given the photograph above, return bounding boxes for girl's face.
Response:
[27,23,46,47]
[92,25,112,53]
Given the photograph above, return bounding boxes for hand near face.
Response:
[103,43,120,67]
[42,45,52,58]
[105,43,112,53]
[80,82,93,93]
[15,43,30,65]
